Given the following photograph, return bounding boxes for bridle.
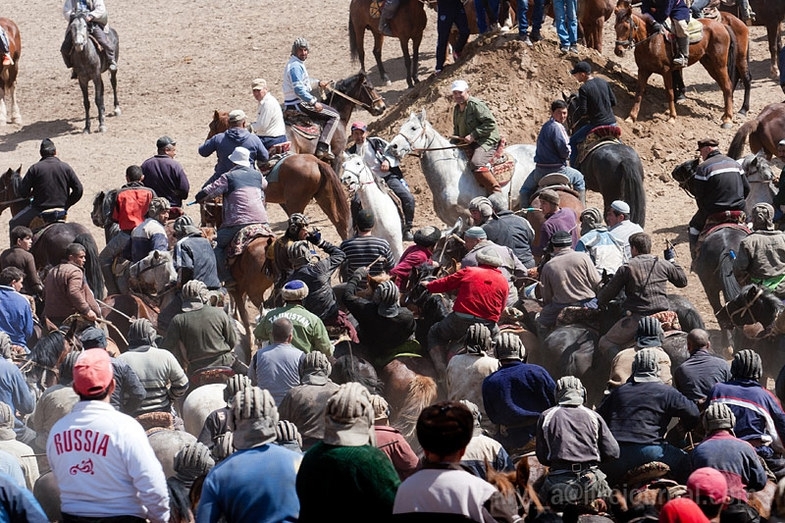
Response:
[392,120,466,155]
[615,10,658,49]
[723,286,765,326]
[327,77,385,113]
[0,173,27,208]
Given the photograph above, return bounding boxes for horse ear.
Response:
[419,108,427,122]
[153,250,161,260]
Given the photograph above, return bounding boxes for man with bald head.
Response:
[673,329,730,406]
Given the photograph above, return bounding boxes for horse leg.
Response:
[110,69,121,116]
[627,69,652,123]
[8,79,20,125]
[768,22,780,77]
[94,75,107,132]
[79,78,92,134]
[663,70,677,122]
[400,38,414,89]
[230,288,252,365]
[0,89,6,125]
[699,54,734,128]
[372,32,391,85]
[412,33,423,85]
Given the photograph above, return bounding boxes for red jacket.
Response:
[426,266,508,322]
[390,245,432,290]
[113,185,155,232]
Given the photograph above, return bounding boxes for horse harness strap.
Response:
[729,286,764,322]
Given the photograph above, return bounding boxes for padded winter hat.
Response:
[299,351,331,385]
[580,207,603,232]
[323,382,376,447]
[495,332,525,361]
[276,419,303,452]
[147,197,171,218]
[173,441,215,485]
[475,247,503,268]
[538,189,560,206]
[0,402,15,440]
[751,202,775,231]
[555,376,586,407]
[464,226,487,240]
[181,280,208,311]
[465,323,493,355]
[417,401,474,455]
[631,348,661,383]
[127,318,158,347]
[702,402,736,433]
[73,349,114,397]
[550,230,573,248]
[731,349,762,381]
[459,399,483,436]
[281,280,309,301]
[469,196,493,218]
[636,316,664,348]
[231,387,279,449]
[288,240,312,269]
[373,280,400,318]
[356,209,375,231]
[173,215,201,238]
[370,394,391,421]
[0,333,10,360]
[414,226,441,247]
[223,374,252,403]
[287,213,310,237]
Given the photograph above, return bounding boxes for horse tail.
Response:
[315,161,352,239]
[728,118,759,159]
[74,233,106,300]
[620,149,647,228]
[725,25,739,90]
[348,14,359,62]
[391,374,438,451]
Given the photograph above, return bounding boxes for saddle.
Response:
[489,137,516,187]
[283,109,321,140]
[259,151,293,181]
[659,18,704,44]
[370,0,384,18]
[226,223,275,259]
[576,126,622,165]
[531,182,581,203]
[30,208,68,233]
[556,306,602,328]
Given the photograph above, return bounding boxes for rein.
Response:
[393,122,466,154]
[326,82,383,113]
[615,11,658,49]
[727,287,765,323]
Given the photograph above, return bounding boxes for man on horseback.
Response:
[283,37,340,162]
[532,189,579,258]
[1,226,44,300]
[140,136,190,211]
[129,196,169,264]
[688,138,748,257]
[576,207,624,277]
[195,146,268,286]
[10,138,83,232]
[347,121,416,241]
[61,0,117,74]
[339,209,395,281]
[172,215,221,291]
[568,62,618,167]
[0,268,33,353]
[250,78,287,151]
[450,80,502,194]
[461,226,527,308]
[733,202,785,298]
[199,110,269,186]
[641,0,691,68]
[0,26,12,66]
[606,200,643,261]
[43,242,102,327]
[519,100,586,207]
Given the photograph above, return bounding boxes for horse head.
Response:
[340,154,366,193]
[91,190,108,228]
[717,283,783,329]
[671,158,700,197]
[69,13,90,52]
[741,152,775,185]
[130,250,177,295]
[0,166,22,216]
[208,110,229,140]
[562,92,585,135]
[387,110,429,160]
[613,0,639,57]
[334,72,386,116]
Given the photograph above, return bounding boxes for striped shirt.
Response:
[339,235,395,280]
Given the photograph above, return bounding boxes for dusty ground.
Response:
[2,0,784,346]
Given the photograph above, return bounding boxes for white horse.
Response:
[387,109,536,226]
[128,250,177,295]
[739,151,777,213]
[341,154,404,261]
[182,383,226,437]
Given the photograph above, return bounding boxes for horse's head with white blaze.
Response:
[70,13,90,52]
[129,250,177,295]
[387,110,431,160]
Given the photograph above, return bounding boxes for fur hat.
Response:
[495,332,525,360]
[299,351,331,385]
[417,401,474,455]
[636,316,664,348]
[414,226,441,247]
[323,382,376,447]
[147,197,171,218]
[538,189,560,206]
[465,323,493,355]
[631,348,661,383]
[223,374,252,404]
[281,280,309,301]
[702,402,736,433]
[555,376,586,406]
[231,387,279,449]
[181,280,208,311]
[173,442,215,485]
[475,247,503,268]
[731,349,762,380]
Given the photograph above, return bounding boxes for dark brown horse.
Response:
[720,0,785,77]
[579,0,614,52]
[0,18,21,125]
[349,0,427,88]
[727,102,785,159]
[613,0,738,128]
[206,116,352,240]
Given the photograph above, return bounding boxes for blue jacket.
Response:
[482,361,556,428]
[0,286,33,348]
[709,379,785,449]
[0,359,34,437]
[642,0,690,22]
[534,118,571,167]
[199,128,269,182]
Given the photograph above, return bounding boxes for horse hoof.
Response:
[738,109,748,116]
[98,125,107,133]
[82,128,91,134]
[114,107,122,117]
[624,116,634,123]
[385,79,392,86]
[720,122,733,129]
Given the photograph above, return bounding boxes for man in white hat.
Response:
[195,146,269,285]
[249,78,287,151]
[450,80,502,194]
[283,37,340,162]
[198,109,269,186]
[605,199,643,261]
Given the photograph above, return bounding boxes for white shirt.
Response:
[609,220,644,261]
[251,92,286,138]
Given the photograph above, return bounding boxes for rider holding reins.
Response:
[640,0,690,69]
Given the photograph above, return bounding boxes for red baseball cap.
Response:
[687,467,728,505]
[73,349,114,397]
[350,121,367,132]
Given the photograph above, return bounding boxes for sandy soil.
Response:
[2,0,784,346]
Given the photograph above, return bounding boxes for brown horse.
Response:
[578,0,614,52]
[348,0,427,88]
[0,18,21,125]
[613,0,738,128]
[720,0,785,77]
[727,102,785,159]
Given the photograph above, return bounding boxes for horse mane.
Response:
[29,330,67,368]
[73,232,106,300]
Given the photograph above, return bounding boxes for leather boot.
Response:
[473,167,501,194]
[672,36,690,68]
[315,142,335,162]
[378,18,394,36]
[402,225,414,242]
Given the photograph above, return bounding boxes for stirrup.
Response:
[1,55,12,66]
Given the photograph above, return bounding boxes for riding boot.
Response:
[378,17,394,37]
[402,225,414,242]
[378,0,400,36]
[100,261,121,296]
[315,142,335,162]
[473,166,501,194]
[672,36,690,68]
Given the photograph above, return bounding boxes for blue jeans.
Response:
[260,135,287,151]
[553,0,578,47]
[517,0,545,36]
[474,0,500,32]
[436,0,470,71]
[519,165,585,207]
[215,225,244,283]
[601,442,690,486]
